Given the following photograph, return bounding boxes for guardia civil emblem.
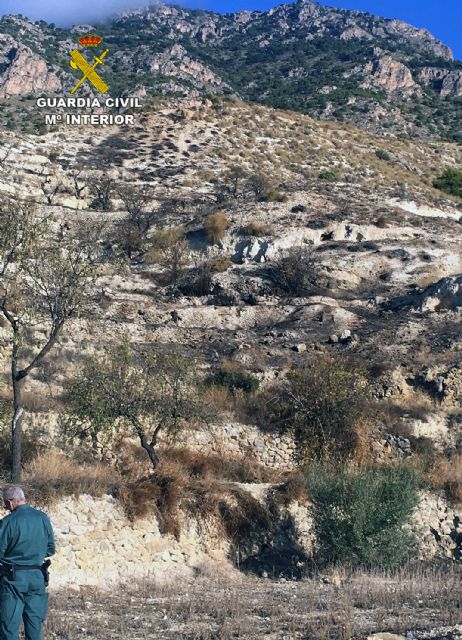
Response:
[69,33,110,94]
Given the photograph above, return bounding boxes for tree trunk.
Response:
[138,431,159,468]
[11,375,23,483]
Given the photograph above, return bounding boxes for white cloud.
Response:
[0,0,163,26]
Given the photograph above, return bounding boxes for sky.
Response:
[0,0,460,60]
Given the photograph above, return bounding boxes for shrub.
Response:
[249,357,373,462]
[424,454,462,505]
[210,255,232,273]
[241,221,273,237]
[210,367,260,396]
[375,149,392,162]
[268,246,319,296]
[374,215,391,228]
[89,176,115,211]
[319,170,337,181]
[205,212,230,244]
[306,464,421,569]
[433,168,462,197]
[246,173,283,202]
[118,449,276,537]
[179,260,214,296]
[145,226,189,284]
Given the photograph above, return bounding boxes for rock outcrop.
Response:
[0,44,61,98]
[148,44,227,89]
[361,56,417,94]
[419,67,462,97]
[386,275,462,313]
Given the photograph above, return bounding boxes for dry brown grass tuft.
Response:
[241,221,274,237]
[424,454,462,505]
[118,446,284,538]
[164,447,281,484]
[210,255,232,272]
[270,470,309,506]
[205,212,230,244]
[23,450,117,506]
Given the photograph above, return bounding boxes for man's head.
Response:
[2,486,26,512]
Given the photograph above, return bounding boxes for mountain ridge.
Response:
[0,2,461,139]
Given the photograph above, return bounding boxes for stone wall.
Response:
[174,422,301,468]
[410,490,462,560]
[26,412,301,469]
[42,488,462,590]
[48,494,229,590]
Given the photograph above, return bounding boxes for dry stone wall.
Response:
[175,422,301,468]
[47,495,229,591]
[35,489,462,591]
[26,413,301,469]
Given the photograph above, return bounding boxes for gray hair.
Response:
[3,486,25,502]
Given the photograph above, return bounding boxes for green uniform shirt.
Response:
[0,504,55,566]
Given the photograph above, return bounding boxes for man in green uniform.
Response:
[0,486,55,640]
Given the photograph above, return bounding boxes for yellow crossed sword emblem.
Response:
[70,48,110,94]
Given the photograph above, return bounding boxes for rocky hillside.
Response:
[0,1,461,139]
[0,95,461,460]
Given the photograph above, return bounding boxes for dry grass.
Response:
[424,454,462,505]
[118,446,284,538]
[44,562,462,639]
[210,255,232,273]
[205,212,230,244]
[241,221,274,237]
[22,450,118,506]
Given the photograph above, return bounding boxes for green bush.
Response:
[250,357,372,462]
[375,149,392,162]
[319,170,337,181]
[306,464,421,570]
[433,168,462,197]
[210,367,260,395]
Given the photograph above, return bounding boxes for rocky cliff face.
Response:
[148,44,229,90]
[419,67,462,97]
[0,43,61,98]
[361,56,418,95]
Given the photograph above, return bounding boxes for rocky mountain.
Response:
[0,1,461,139]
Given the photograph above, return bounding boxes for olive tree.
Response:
[60,341,207,468]
[0,199,98,481]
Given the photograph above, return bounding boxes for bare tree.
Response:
[0,199,98,481]
[246,172,279,202]
[148,227,189,285]
[69,169,87,199]
[40,174,63,205]
[89,175,116,211]
[117,186,156,260]
[0,144,14,170]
